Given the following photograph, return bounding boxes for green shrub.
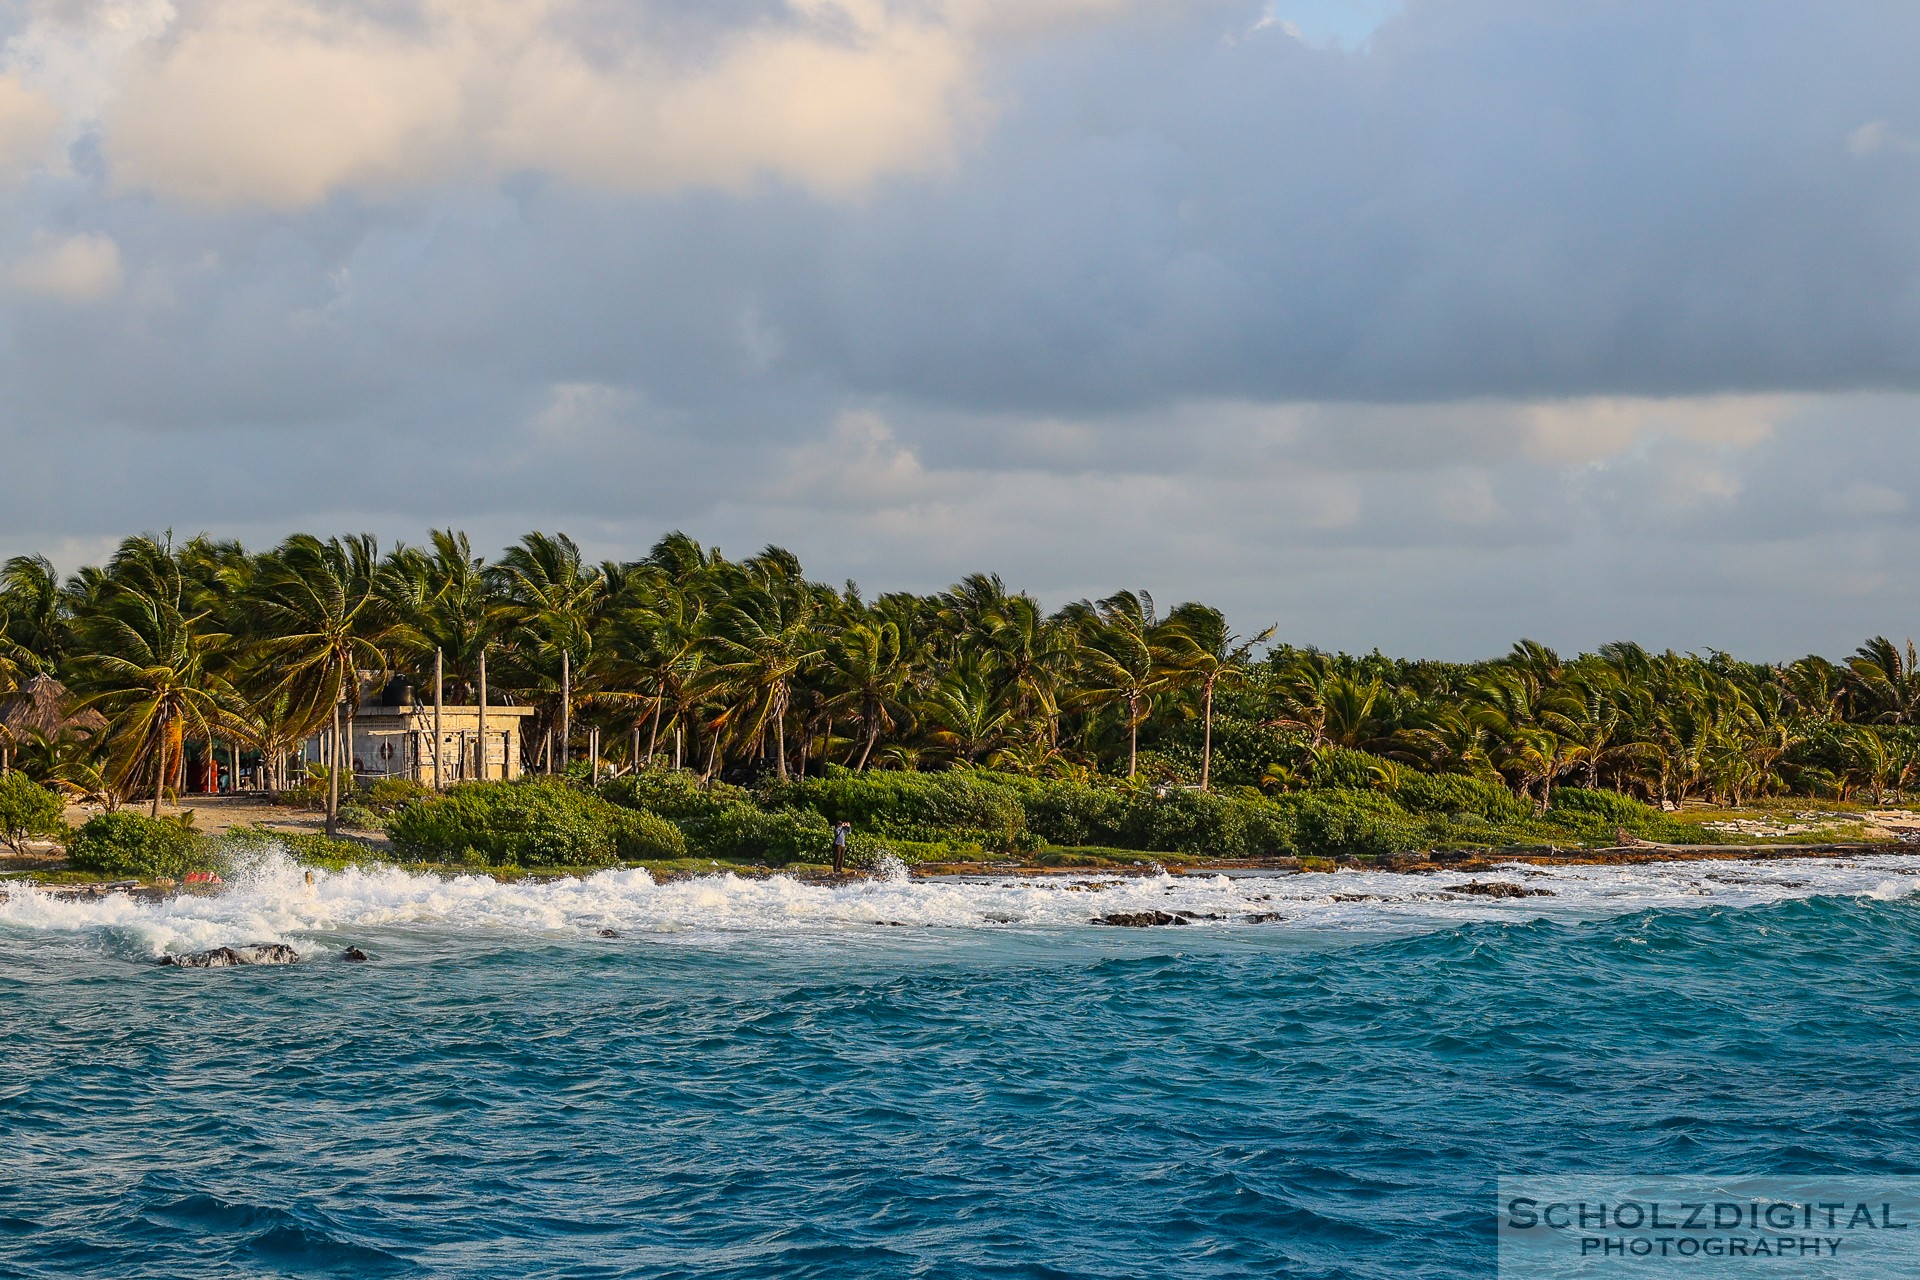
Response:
[1279,788,1422,860]
[220,824,384,867]
[1021,782,1128,847]
[1392,772,1535,823]
[1199,717,1308,788]
[0,772,66,853]
[361,776,431,814]
[600,770,745,824]
[387,777,676,868]
[65,811,210,878]
[758,768,1028,849]
[1118,786,1294,857]
[335,800,385,832]
[611,808,688,861]
[683,803,831,866]
[1547,788,1697,842]
[1309,748,1399,791]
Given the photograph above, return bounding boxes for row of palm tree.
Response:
[0,531,1267,828]
[1259,637,1920,808]
[2,528,1917,821]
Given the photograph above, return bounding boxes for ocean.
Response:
[4,855,1920,1278]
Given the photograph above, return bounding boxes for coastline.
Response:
[7,838,1920,904]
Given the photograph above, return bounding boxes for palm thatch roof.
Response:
[0,674,107,741]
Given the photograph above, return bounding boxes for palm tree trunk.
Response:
[774,693,788,780]
[1127,693,1139,778]
[151,714,167,818]
[646,696,663,763]
[326,698,341,837]
[1200,678,1215,790]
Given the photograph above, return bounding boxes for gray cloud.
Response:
[1,0,1919,657]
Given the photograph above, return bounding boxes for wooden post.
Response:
[590,726,600,785]
[433,647,444,790]
[560,650,571,777]
[478,647,489,782]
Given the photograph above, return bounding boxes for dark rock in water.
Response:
[1173,911,1225,920]
[596,929,620,939]
[160,943,300,968]
[1243,912,1288,923]
[1331,893,1387,903]
[1094,911,1187,927]
[339,947,369,962]
[1447,880,1553,899]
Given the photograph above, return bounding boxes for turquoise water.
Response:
[4,858,1920,1278]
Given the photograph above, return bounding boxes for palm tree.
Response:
[920,655,1017,766]
[696,554,826,779]
[491,532,607,771]
[248,534,397,835]
[1848,637,1920,725]
[69,536,238,815]
[822,618,913,770]
[1062,590,1182,778]
[1161,603,1273,789]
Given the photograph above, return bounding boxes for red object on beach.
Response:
[183,871,224,885]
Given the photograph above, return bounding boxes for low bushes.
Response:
[388,777,685,867]
[0,773,66,853]
[66,811,210,878]
[757,768,1028,850]
[1276,789,1423,860]
[1392,772,1536,824]
[1546,788,1701,843]
[1118,786,1294,857]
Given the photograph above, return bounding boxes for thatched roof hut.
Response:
[0,674,107,743]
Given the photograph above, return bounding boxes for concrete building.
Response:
[306,676,538,785]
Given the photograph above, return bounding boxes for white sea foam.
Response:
[1,848,1917,958]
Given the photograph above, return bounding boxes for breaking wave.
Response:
[3,845,1918,960]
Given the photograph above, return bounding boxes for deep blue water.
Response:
[5,880,1920,1278]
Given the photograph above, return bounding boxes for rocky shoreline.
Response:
[3,840,1915,905]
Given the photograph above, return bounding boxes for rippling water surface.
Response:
[6,854,1920,1278]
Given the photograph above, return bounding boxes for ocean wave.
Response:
[1,847,1917,959]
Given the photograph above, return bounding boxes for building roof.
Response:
[0,674,108,741]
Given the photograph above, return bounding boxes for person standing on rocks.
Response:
[831,821,851,876]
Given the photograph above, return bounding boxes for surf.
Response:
[2,844,1918,961]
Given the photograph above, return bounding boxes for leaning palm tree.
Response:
[920,656,1018,766]
[68,537,239,815]
[490,532,607,771]
[1160,603,1274,789]
[822,618,913,770]
[384,530,502,699]
[1848,637,1920,725]
[695,558,826,779]
[1061,590,1182,778]
[247,534,397,836]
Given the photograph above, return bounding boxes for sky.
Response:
[0,0,1917,660]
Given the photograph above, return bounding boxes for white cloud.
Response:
[0,72,61,177]
[10,231,121,300]
[0,0,1138,208]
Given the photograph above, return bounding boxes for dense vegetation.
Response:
[1,528,1918,863]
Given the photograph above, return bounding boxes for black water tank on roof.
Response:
[381,676,414,707]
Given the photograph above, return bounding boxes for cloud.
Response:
[10,231,121,299]
[46,0,1131,208]
[2,0,1920,660]
[0,73,60,177]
